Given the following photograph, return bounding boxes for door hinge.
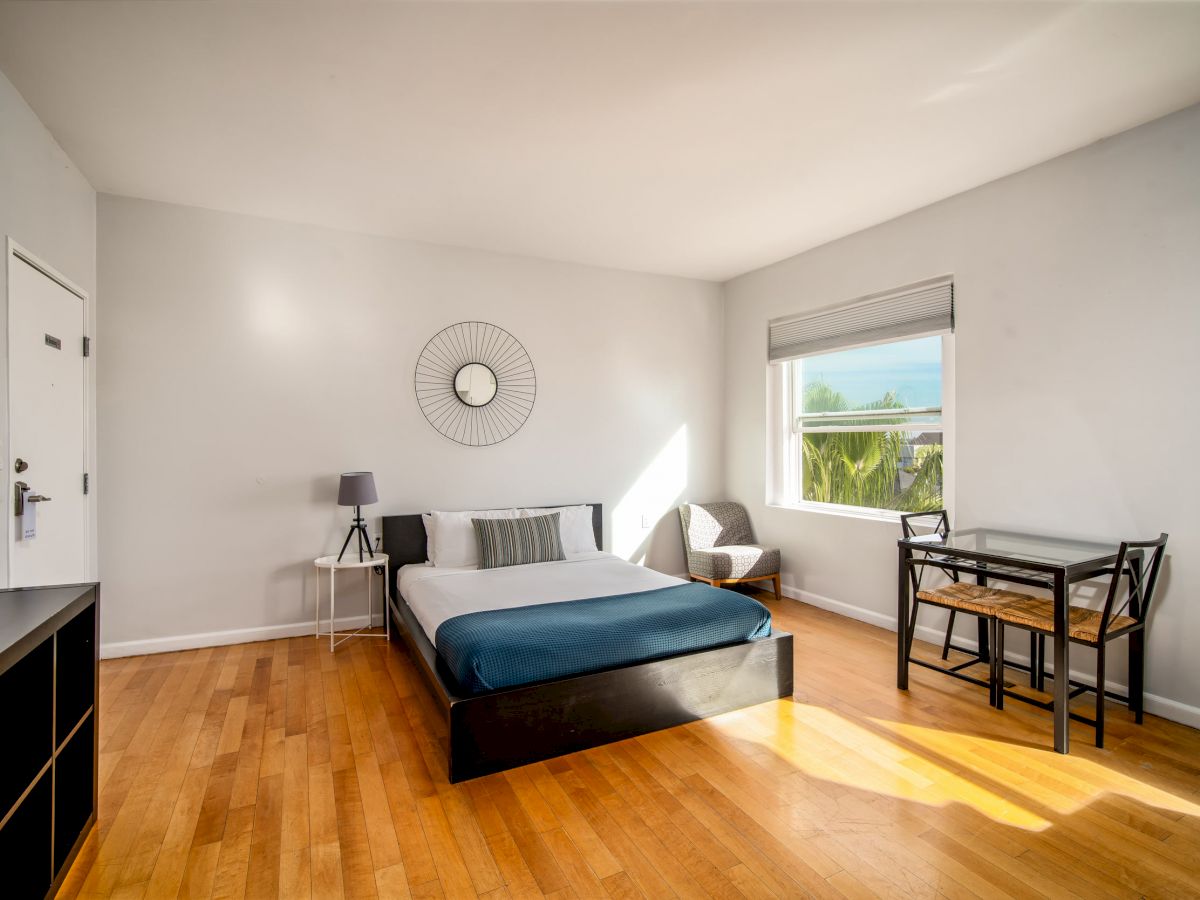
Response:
[83,473,89,495]
[83,336,91,357]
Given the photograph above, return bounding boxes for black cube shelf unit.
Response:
[0,583,99,899]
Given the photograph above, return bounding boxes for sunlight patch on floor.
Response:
[704,701,1052,830]
[871,717,1200,820]
[707,698,1200,832]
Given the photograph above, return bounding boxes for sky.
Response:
[800,335,942,409]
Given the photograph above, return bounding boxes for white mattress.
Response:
[396,551,685,644]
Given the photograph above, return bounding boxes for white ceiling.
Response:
[1,2,1199,282]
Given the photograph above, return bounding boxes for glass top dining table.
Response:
[896,526,1130,753]
[903,527,1122,572]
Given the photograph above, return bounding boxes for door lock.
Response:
[12,482,50,516]
[14,458,28,473]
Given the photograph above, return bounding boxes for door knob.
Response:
[27,494,52,503]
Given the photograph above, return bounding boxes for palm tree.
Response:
[800,382,942,512]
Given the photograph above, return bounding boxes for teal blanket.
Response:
[435,581,772,695]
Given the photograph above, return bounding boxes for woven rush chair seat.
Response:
[915,582,1032,617]
[995,596,1138,643]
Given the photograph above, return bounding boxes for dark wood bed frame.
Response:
[382,504,794,783]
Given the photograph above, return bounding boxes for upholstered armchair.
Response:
[678,501,782,601]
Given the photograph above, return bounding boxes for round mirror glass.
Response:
[454,363,498,407]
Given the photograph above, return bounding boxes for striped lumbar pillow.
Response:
[472,512,565,569]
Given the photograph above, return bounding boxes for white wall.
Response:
[723,103,1200,726]
[97,195,724,655]
[0,68,97,586]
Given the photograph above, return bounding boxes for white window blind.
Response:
[768,275,953,363]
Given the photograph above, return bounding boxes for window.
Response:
[768,277,953,518]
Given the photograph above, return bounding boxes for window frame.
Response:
[769,332,955,523]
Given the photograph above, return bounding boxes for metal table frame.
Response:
[314,553,391,652]
[897,528,1130,754]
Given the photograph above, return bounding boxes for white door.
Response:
[8,249,88,587]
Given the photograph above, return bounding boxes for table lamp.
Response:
[337,471,378,562]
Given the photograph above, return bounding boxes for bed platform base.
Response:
[382,506,794,783]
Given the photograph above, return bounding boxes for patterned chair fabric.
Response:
[678,502,781,581]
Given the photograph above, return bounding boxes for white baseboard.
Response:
[780,581,1200,731]
[100,613,385,659]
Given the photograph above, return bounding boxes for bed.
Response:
[383,504,794,782]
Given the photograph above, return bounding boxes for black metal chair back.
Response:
[900,509,950,539]
[899,510,953,594]
[1099,533,1168,636]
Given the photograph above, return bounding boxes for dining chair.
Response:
[993,533,1168,748]
[901,510,1033,704]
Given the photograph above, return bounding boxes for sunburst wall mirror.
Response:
[414,321,537,446]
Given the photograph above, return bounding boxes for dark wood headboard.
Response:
[382,504,603,599]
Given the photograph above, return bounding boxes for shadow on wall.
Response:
[613,425,688,571]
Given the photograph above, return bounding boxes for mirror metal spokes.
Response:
[415,322,536,446]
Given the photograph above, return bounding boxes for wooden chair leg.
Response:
[1095,643,1106,749]
[993,622,1005,710]
[772,573,781,602]
[941,609,957,660]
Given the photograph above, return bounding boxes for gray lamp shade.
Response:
[337,472,378,507]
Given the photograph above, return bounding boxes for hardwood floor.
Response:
[60,595,1200,899]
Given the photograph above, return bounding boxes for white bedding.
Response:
[397,551,685,644]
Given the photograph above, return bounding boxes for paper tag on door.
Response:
[21,488,35,540]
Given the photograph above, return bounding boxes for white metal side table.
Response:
[314,553,390,651]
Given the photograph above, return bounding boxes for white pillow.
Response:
[421,514,435,565]
[429,508,518,568]
[519,505,597,554]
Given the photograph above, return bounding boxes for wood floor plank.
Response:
[527,761,624,880]
[489,770,571,895]
[540,826,609,897]
[281,733,312,855]
[309,760,340,847]
[243,772,283,899]
[142,764,213,897]
[279,846,313,900]
[60,595,1200,899]
[437,777,505,895]
[379,759,440,888]
[375,861,414,899]
[209,805,256,900]
[177,841,221,900]
[311,841,347,900]
[415,792,481,899]
[589,745,744,899]
[554,767,674,898]
[354,751,403,871]
[332,765,381,898]
[479,826,544,900]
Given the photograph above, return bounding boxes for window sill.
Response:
[767,500,907,524]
